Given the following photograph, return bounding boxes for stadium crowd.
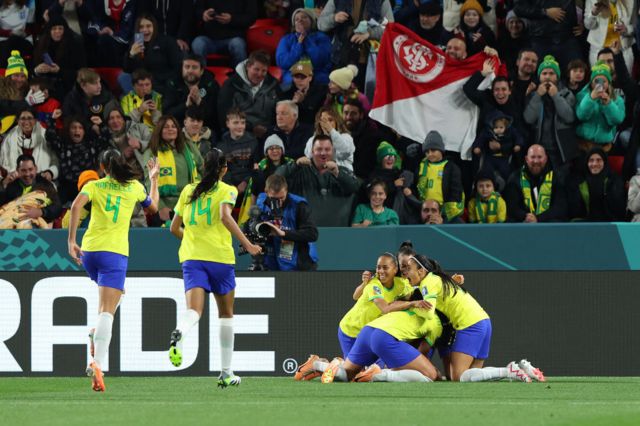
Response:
[1,0,640,230]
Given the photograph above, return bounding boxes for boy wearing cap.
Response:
[523,55,577,169]
[280,60,326,125]
[416,131,465,222]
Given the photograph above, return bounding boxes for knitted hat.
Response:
[460,0,484,17]
[264,134,285,155]
[329,65,358,90]
[376,141,402,169]
[290,60,313,77]
[419,1,442,16]
[77,170,100,191]
[537,55,561,78]
[590,61,612,84]
[291,8,316,29]
[422,131,445,153]
[5,50,28,78]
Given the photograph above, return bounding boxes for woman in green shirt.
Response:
[352,180,399,227]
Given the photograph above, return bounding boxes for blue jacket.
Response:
[276,31,332,86]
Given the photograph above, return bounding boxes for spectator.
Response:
[575,62,625,153]
[216,108,258,197]
[567,147,626,221]
[0,71,40,134]
[472,110,523,185]
[276,8,332,86]
[192,0,257,67]
[628,169,640,222]
[62,68,116,129]
[523,55,577,169]
[0,107,59,182]
[504,144,568,222]
[513,0,582,71]
[29,77,63,130]
[565,59,590,96]
[4,49,29,96]
[164,54,220,133]
[255,174,319,271]
[0,0,34,66]
[416,131,465,223]
[304,106,355,171]
[279,60,326,126]
[121,13,181,94]
[143,115,204,226]
[120,68,163,130]
[325,64,370,116]
[443,0,497,34]
[45,111,110,203]
[452,0,496,56]
[32,15,86,100]
[467,171,506,223]
[584,0,634,75]
[138,0,194,52]
[217,50,280,139]
[420,199,444,224]
[408,2,449,47]
[509,48,539,112]
[267,100,313,160]
[182,105,213,158]
[352,179,400,227]
[276,134,361,227]
[496,10,530,74]
[0,154,62,225]
[84,0,138,66]
[343,98,385,179]
[317,0,394,68]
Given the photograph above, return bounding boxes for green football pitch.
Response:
[1,377,639,426]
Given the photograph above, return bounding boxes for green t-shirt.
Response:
[351,204,399,226]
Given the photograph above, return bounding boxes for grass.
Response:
[1,377,639,426]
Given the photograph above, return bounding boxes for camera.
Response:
[239,199,283,271]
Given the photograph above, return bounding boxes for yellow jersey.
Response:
[339,277,413,338]
[80,177,150,256]
[174,181,238,264]
[420,272,489,330]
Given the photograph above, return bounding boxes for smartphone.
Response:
[595,83,604,92]
[42,53,53,66]
[143,93,152,102]
[134,32,144,45]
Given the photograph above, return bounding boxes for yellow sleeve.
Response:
[497,197,507,223]
[221,184,238,206]
[363,282,384,301]
[420,274,441,310]
[399,279,414,299]
[80,181,94,201]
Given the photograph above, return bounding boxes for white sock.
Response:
[93,312,114,369]
[459,367,507,382]
[175,309,200,350]
[219,318,234,375]
[334,367,348,382]
[313,360,329,372]
[373,369,432,382]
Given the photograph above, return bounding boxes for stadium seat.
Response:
[246,25,287,57]
[608,155,624,176]
[92,67,124,96]
[251,18,289,30]
[206,66,234,87]
[268,66,282,82]
[206,53,231,66]
[0,68,5,76]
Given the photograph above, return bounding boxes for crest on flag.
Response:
[392,35,445,83]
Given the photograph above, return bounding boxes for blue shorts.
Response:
[337,327,357,359]
[347,326,421,369]
[440,318,492,360]
[182,260,236,295]
[82,251,128,291]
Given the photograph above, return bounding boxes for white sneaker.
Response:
[518,359,546,382]
[506,361,532,383]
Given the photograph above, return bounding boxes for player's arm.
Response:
[372,298,432,315]
[144,157,159,214]
[220,202,262,256]
[352,270,372,300]
[170,213,184,240]
[68,193,89,265]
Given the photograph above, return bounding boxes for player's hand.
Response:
[68,241,83,265]
[245,243,263,256]
[147,157,160,180]
[452,273,465,285]
[361,270,372,283]
[411,300,433,310]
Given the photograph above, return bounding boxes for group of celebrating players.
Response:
[293,243,546,384]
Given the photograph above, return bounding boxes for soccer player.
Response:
[168,149,262,388]
[294,253,419,381]
[68,149,160,392]
[401,254,545,382]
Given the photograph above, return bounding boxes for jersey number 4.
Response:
[106,194,122,223]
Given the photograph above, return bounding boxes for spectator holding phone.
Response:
[121,68,163,130]
[575,61,625,153]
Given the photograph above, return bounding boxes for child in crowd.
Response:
[30,77,63,130]
[216,108,258,198]
[455,0,496,56]
[565,59,589,96]
[472,110,522,185]
[467,171,507,223]
[120,68,163,130]
[182,105,213,158]
[325,65,370,116]
[416,131,465,222]
[351,179,400,227]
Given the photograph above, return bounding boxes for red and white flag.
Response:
[370,23,490,160]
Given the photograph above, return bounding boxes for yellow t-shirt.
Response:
[174,181,238,264]
[80,177,150,256]
[417,159,446,203]
[339,277,413,338]
[603,4,621,48]
[419,272,489,330]
[368,309,443,346]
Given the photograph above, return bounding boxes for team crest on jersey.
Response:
[199,88,207,98]
[159,167,173,176]
[229,191,237,202]
[421,287,428,297]
[373,285,382,295]
[90,104,104,114]
[392,35,445,83]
